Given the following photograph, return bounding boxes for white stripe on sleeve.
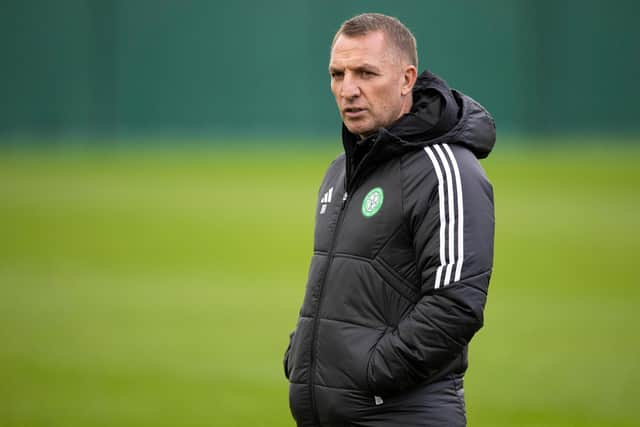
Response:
[424,144,465,288]
[433,145,456,286]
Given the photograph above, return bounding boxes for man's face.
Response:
[329,31,415,138]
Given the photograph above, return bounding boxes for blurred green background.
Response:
[1,1,639,427]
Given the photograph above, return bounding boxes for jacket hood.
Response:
[342,70,496,160]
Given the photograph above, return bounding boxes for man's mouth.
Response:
[343,107,366,117]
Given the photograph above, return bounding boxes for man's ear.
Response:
[401,65,418,96]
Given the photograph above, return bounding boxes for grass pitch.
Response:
[0,140,639,426]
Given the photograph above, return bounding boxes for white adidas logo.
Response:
[319,187,334,214]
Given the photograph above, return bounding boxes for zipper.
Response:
[308,188,350,425]
[306,135,370,422]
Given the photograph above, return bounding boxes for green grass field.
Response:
[1,140,639,426]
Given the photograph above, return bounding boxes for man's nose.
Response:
[340,74,360,99]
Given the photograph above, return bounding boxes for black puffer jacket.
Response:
[284,71,496,426]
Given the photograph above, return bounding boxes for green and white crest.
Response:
[362,187,384,217]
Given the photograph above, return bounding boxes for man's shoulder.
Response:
[331,152,346,166]
[323,152,346,173]
[399,143,489,184]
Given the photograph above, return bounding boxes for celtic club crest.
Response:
[362,187,384,217]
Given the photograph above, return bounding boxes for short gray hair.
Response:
[332,13,418,68]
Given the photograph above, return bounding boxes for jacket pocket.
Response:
[283,330,295,379]
[365,326,392,395]
[371,258,418,303]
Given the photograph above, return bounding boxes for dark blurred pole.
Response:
[88,0,117,139]
[517,0,561,135]
[519,0,544,134]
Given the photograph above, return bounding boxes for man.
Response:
[284,13,495,427]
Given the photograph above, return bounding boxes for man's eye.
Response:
[331,72,344,79]
[361,70,375,78]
